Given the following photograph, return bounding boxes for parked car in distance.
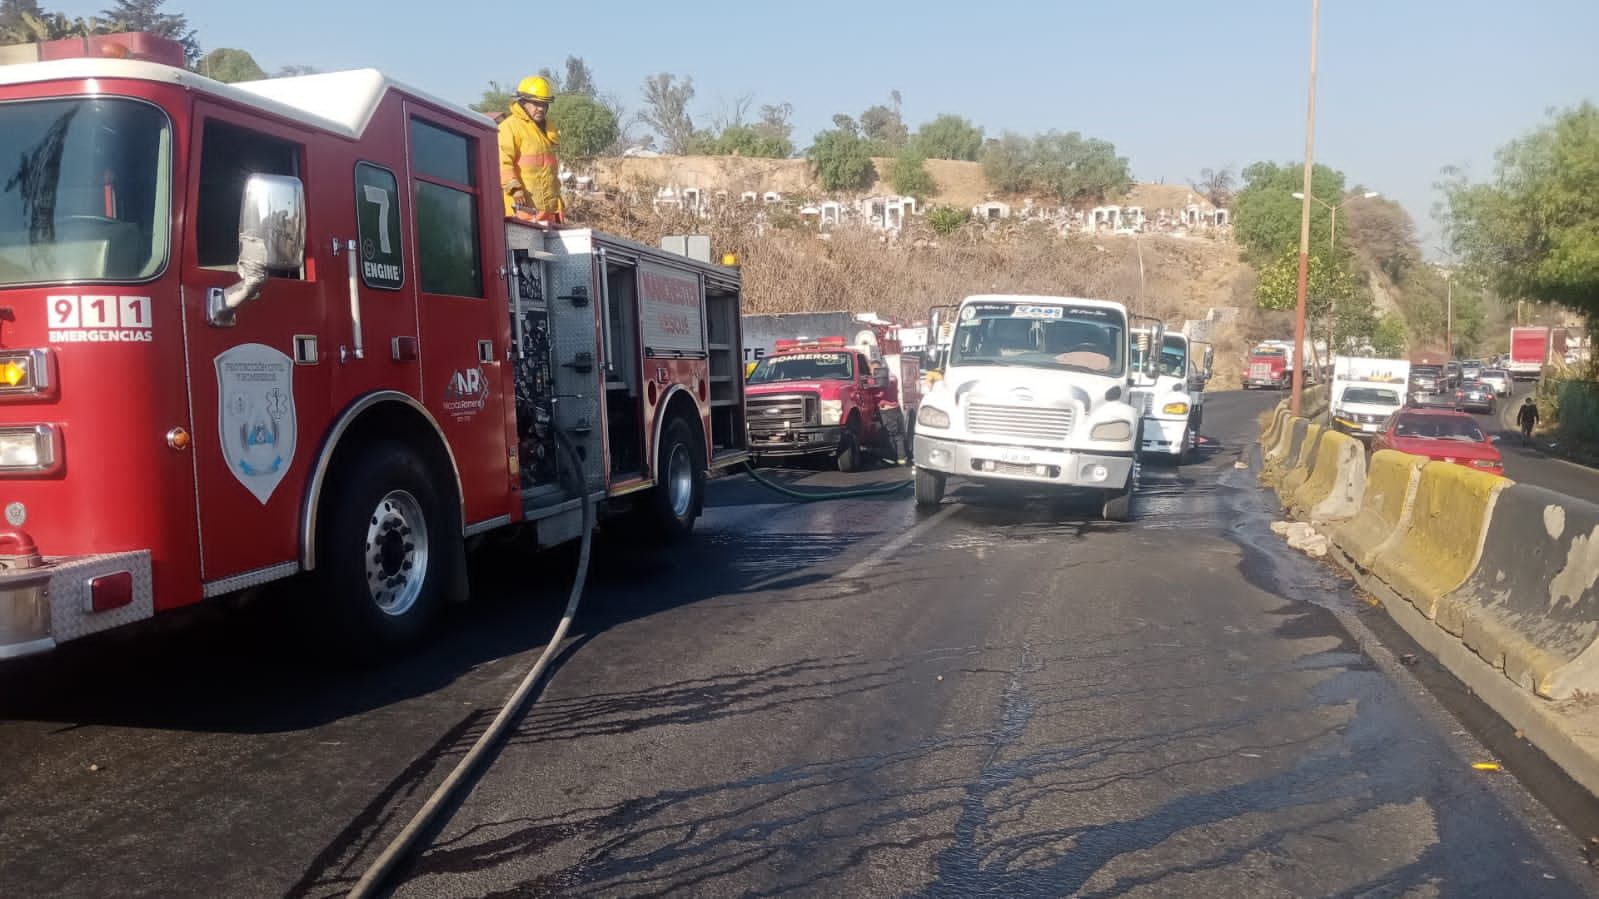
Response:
[1411,364,1443,397]
[1454,380,1496,414]
[1461,359,1485,380]
[1371,408,1504,473]
[1478,368,1511,397]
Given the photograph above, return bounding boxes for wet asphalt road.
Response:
[3,391,1598,897]
[1466,385,1599,504]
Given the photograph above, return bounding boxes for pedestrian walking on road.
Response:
[498,75,565,226]
[1517,396,1540,444]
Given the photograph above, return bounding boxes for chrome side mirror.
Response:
[208,174,307,327]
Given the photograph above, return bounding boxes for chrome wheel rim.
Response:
[667,442,694,519]
[365,489,428,617]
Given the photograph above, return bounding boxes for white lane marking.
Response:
[840,504,961,581]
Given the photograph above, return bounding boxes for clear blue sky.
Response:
[60,0,1599,250]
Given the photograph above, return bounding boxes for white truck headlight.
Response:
[917,405,950,429]
[820,400,843,425]
[1162,402,1189,416]
[1091,420,1132,441]
[0,425,56,472]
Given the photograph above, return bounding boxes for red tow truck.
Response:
[745,336,908,471]
[0,36,748,659]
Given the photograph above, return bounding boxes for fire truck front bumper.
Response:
[0,551,155,660]
[747,425,845,458]
[915,435,1135,489]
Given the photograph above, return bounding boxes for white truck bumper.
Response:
[915,434,1135,489]
[0,551,155,660]
[1139,416,1189,457]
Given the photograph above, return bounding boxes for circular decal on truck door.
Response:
[215,343,297,505]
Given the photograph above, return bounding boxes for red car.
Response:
[1371,408,1504,473]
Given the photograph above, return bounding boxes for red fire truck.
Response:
[746,337,903,471]
[0,39,748,659]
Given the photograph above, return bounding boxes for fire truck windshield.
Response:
[0,98,172,287]
[748,352,855,383]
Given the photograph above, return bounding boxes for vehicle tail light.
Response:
[0,425,62,475]
[88,572,134,612]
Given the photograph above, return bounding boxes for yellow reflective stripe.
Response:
[517,153,558,168]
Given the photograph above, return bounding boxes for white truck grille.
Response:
[966,403,1075,440]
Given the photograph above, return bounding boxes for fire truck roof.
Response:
[0,59,492,140]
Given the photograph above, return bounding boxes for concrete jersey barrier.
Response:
[1369,461,1508,617]
[1290,429,1366,521]
[1442,484,1599,699]
[1279,423,1326,499]
[1330,450,1425,570]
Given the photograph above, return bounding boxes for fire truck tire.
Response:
[637,416,703,541]
[914,467,945,506]
[316,442,453,655]
[836,420,863,473]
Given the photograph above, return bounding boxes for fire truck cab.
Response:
[0,46,747,659]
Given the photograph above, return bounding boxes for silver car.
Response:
[1478,368,1511,396]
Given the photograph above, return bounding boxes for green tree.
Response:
[1441,103,1599,318]
[860,92,908,153]
[639,73,697,154]
[1230,161,1346,262]
[1255,249,1355,318]
[196,48,265,83]
[912,114,983,161]
[1030,130,1130,204]
[1342,194,1419,282]
[807,124,876,192]
[1372,314,1407,357]
[472,80,516,116]
[550,94,620,160]
[99,0,198,64]
[889,150,937,199]
[926,205,967,237]
[561,56,596,97]
[981,132,1034,193]
[1,6,123,42]
[708,124,791,158]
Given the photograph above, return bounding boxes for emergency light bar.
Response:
[775,337,848,350]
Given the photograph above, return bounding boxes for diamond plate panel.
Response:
[41,551,155,643]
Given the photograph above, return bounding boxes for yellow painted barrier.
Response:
[1278,423,1324,499]
[1369,460,1508,617]
[1329,450,1425,569]
[1290,429,1364,520]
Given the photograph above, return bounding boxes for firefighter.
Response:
[870,359,907,465]
[499,75,564,225]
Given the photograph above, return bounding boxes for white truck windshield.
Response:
[0,98,172,286]
[950,302,1125,376]
[1342,387,1400,405]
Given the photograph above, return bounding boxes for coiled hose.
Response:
[348,427,594,898]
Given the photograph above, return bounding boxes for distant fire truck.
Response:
[0,37,748,659]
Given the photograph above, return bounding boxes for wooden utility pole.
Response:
[1290,0,1321,417]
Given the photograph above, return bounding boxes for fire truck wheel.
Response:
[317,443,452,655]
[639,417,703,541]
[914,467,945,506]
[836,420,863,473]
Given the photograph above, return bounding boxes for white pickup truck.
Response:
[1330,355,1410,439]
[913,295,1150,521]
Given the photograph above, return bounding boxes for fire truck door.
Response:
[181,108,333,582]
[405,110,512,525]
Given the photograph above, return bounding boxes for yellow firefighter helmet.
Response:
[515,76,555,104]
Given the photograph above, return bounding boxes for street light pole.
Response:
[1290,0,1321,417]
[1291,188,1380,390]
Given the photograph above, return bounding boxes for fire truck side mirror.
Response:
[208,174,307,327]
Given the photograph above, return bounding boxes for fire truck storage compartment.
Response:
[601,257,644,477]
[705,284,744,456]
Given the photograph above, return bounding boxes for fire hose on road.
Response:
[740,461,914,501]
[349,426,594,898]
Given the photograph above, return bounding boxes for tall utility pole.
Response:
[1290,0,1321,417]
[1292,189,1380,370]
[1445,271,1454,359]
